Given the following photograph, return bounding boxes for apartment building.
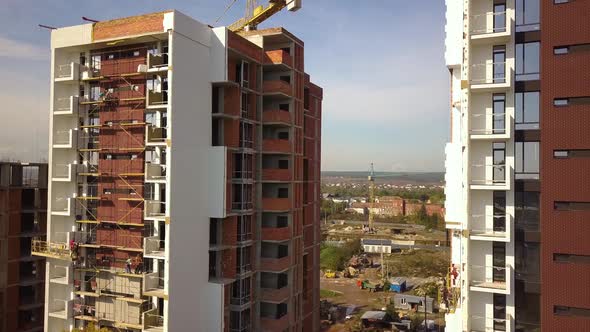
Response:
[0,162,48,332]
[445,0,590,331]
[38,10,322,332]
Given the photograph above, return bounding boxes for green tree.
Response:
[414,282,439,299]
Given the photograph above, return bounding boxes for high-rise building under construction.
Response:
[444,0,590,331]
[39,10,322,332]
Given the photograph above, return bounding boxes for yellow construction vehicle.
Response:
[324,270,336,278]
[229,0,302,32]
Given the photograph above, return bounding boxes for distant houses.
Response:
[347,196,444,218]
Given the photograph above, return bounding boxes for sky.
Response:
[0,0,449,172]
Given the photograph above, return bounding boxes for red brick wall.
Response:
[541,1,590,330]
[228,31,263,63]
[93,12,167,41]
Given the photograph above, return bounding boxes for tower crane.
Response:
[367,163,376,233]
[228,0,302,32]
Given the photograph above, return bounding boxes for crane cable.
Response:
[214,0,240,24]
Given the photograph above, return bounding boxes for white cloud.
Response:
[0,36,48,61]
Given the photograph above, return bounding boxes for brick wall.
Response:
[93,12,167,41]
[540,1,590,330]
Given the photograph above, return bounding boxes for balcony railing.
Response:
[470,164,508,187]
[52,163,74,182]
[470,11,507,35]
[262,168,292,182]
[53,129,73,148]
[143,307,165,330]
[49,265,71,284]
[51,197,71,216]
[145,200,166,220]
[147,52,169,71]
[470,264,509,291]
[55,62,79,82]
[470,314,512,332]
[144,236,165,259]
[263,80,292,96]
[147,90,168,108]
[262,198,292,211]
[263,110,292,125]
[264,50,293,68]
[470,214,510,240]
[262,139,291,154]
[146,163,166,182]
[146,125,168,145]
[470,113,508,137]
[470,62,509,86]
[143,273,166,298]
[54,96,79,115]
[48,299,73,319]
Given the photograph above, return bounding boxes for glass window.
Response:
[493,94,506,134]
[516,42,540,80]
[515,142,540,178]
[516,0,540,30]
[494,4,507,32]
[515,91,540,129]
[515,191,540,231]
[493,46,506,83]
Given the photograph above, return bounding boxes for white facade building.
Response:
[42,11,229,332]
[444,1,516,331]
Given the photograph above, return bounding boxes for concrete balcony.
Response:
[147,52,169,72]
[51,197,71,216]
[145,163,166,183]
[147,90,168,109]
[54,62,79,83]
[146,125,168,146]
[469,265,511,294]
[49,264,71,285]
[144,236,165,259]
[144,200,166,220]
[262,168,292,182]
[53,96,79,115]
[470,112,511,140]
[470,214,511,242]
[470,11,511,45]
[260,256,290,272]
[48,299,73,319]
[143,273,167,299]
[262,110,292,125]
[470,314,513,332]
[52,129,74,149]
[262,198,292,211]
[264,50,293,70]
[470,63,512,92]
[143,307,164,332]
[52,163,75,182]
[262,139,291,154]
[262,225,292,242]
[263,80,293,97]
[470,164,511,191]
[261,287,290,303]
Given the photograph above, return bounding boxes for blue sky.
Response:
[0,0,449,171]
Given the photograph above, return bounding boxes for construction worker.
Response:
[134,254,143,274]
[125,257,132,273]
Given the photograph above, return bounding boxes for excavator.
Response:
[228,0,302,32]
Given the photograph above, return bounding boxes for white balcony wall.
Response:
[445,0,464,67]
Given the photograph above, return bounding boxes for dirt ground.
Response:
[320,277,390,310]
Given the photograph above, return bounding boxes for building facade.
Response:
[445,0,590,331]
[39,10,322,332]
[0,162,48,332]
